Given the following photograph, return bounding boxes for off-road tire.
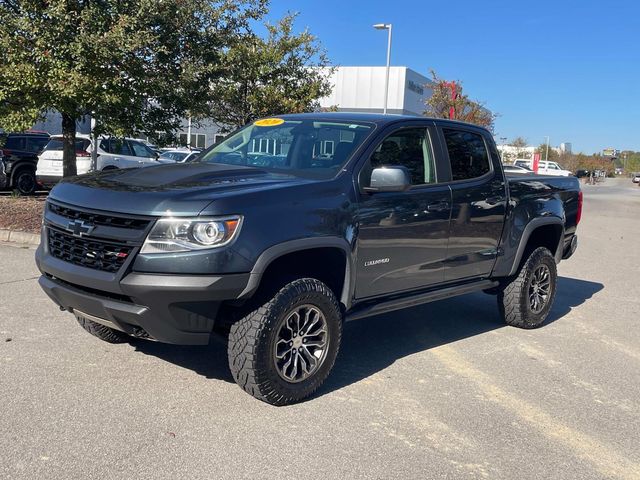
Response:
[498,247,557,329]
[76,317,129,343]
[228,278,342,406]
[12,167,36,195]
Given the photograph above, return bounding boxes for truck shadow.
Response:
[130,276,603,393]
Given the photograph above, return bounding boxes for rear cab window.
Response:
[442,128,491,181]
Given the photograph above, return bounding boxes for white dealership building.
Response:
[318,66,433,116]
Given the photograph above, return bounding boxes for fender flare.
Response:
[237,237,354,308]
[508,216,565,276]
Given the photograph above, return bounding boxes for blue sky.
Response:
[266,1,640,154]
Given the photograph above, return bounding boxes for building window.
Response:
[178,133,206,148]
[214,134,226,144]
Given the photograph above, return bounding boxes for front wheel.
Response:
[498,247,557,329]
[227,278,342,406]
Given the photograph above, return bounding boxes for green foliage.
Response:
[620,151,640,172]
[209,13,333,131]
[535,143,559,161]
[0,0,266,176]
[424,70,497,131]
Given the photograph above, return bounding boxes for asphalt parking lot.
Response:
[1,178,639,480]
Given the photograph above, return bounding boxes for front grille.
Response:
[49,202,150,230]
[48,228,133,273]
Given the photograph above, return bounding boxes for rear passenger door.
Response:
[354,123,452,298]
[99,139,138,169]
[437,125,507,281]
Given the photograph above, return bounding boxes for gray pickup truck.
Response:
[36,113,581,405]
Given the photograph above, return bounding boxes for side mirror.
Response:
[364,166,411,193]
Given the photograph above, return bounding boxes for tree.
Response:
[424,70,497,131]
[209,13,333,131]
[510,136,530,160]
[0,0,265,177]
[535,143,559,162]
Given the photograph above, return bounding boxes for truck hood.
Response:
[49,162,309,216]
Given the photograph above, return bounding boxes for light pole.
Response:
[373,23,392,114]
[500,137,507,163]
[544,136,550,162]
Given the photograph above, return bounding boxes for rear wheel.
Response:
[498,247,557,329]
[76,316,129,344]
[228,278,342,406]
[12,167,36,195]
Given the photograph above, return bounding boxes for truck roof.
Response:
[276,112,491,131]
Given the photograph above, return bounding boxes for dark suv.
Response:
[0,131,50,194]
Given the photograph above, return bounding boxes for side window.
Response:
[367,127,436,186]
[443,129,491,181]
[5,136,26,151]
[129,141,152,157]
[101,139,131,156]
[26,137,50,153]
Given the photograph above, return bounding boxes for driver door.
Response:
[354,124,452,299]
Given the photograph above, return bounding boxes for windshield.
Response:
[160,151,189,162]
[197,118,374,179]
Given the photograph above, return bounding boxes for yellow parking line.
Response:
[431,344,640,480]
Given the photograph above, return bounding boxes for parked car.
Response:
[0,131,50,194]
[632,172,640,183]
[157,148,201,163]
[514,159,573,176]
[36,135,159,187]
[36,113,581,405]
[503,164,532,174]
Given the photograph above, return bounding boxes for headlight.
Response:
[140,216,242,254]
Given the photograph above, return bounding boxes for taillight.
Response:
[76,151,90,157]
[576,190,583,225]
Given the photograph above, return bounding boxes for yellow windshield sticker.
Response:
[254,118,285,127]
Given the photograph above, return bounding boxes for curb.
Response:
[0,229,41,246]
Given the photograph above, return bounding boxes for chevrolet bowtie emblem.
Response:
[66,220,95,237]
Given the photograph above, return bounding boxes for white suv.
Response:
[514,159,572,176]
[36,135,159,187]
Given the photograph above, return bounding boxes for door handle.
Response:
[426,202,449,212]
[485,196,505,205]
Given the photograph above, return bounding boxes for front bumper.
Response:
[36,246,250,345]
